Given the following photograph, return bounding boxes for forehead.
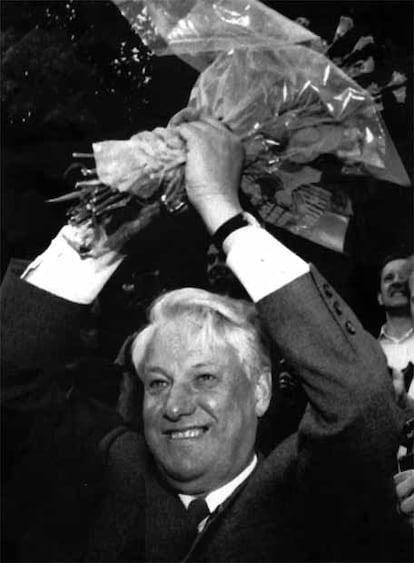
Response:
[381,259,407,280]
[144,317,239,369]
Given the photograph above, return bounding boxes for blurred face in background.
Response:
[378,259,410,312]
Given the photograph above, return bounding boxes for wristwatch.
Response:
[212,212,261,251]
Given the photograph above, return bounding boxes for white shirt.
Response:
[378,326,414,399]
[378,325,414,371]
[179,454,258,532]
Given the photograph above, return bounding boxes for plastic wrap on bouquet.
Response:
[112,0,319,70]
[187,45,409,251]
[54,0,410,257]
[49,128,188,257]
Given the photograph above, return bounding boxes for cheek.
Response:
[206,385,255,427]
[232,383,257,423]
[201,393,221,411]
[143,396,162,427]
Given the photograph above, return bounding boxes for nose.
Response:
[163,382,196,421]
[390,276,407,290]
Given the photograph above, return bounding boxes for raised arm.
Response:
[1,225,125,409]
[1,233,125,562]
[177,112,406,559]
[177,111,401,457]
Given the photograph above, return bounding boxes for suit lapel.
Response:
[144,465,200,562]
[181,459,262,563]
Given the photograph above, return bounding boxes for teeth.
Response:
[169,428,205,439]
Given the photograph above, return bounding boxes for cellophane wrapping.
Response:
[62,0,409,256]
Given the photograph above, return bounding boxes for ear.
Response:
[377,292,383,306]
[254,369,272,417]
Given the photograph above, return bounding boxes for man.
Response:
[393,257,414,531]
[377,254,414,388]
[1,112,410,562]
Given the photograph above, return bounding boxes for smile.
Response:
[164,427,208,440]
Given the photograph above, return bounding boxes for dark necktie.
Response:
[186,497,210,534]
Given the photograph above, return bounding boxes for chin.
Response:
[168,477,210,496]
[160,452,203,476]
[160,462,210,495]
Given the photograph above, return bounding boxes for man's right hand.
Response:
[171,108,245,234]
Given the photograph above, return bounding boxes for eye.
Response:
[196,373,217,385]
[148,379,169,392]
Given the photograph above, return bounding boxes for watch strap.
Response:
[212,212,258,250]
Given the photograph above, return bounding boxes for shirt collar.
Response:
[179,454,258,513]
[379,325,414,344]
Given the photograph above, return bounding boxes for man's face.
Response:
[378,259,409,311]
[140,317,270,495]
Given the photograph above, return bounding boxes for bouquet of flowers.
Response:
[53,0,409,257]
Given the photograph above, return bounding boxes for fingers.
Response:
[169,107,231,133]
[395,470,414,500]
[400,492,414,516]
[176,121,239,151]
[394,470,414,522]
[168,107,215,127]
[175,122,218,149]
[176,120,210,137]
[174,122,210,155]
[168,107,203,127]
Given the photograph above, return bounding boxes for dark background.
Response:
[1,0,413,351]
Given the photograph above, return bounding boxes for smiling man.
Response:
[377,254,414,396]
[2,113,411,562]
[132,289,271,498]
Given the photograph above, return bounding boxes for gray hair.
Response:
[130,287,271,382]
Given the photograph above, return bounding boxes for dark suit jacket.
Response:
[1,266,410,562]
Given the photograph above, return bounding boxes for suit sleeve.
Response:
[257,265,400,465]
[1,268,86,408]
[257,265,407,560]
[224,220,408,559]
[224,225,401,463]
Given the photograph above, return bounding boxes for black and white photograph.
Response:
[1,1,413,561]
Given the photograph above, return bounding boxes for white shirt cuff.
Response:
[225,226,310,302]
[21,227,124,304]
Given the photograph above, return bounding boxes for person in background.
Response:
[377,253,414,405]
[393,256,414,531]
